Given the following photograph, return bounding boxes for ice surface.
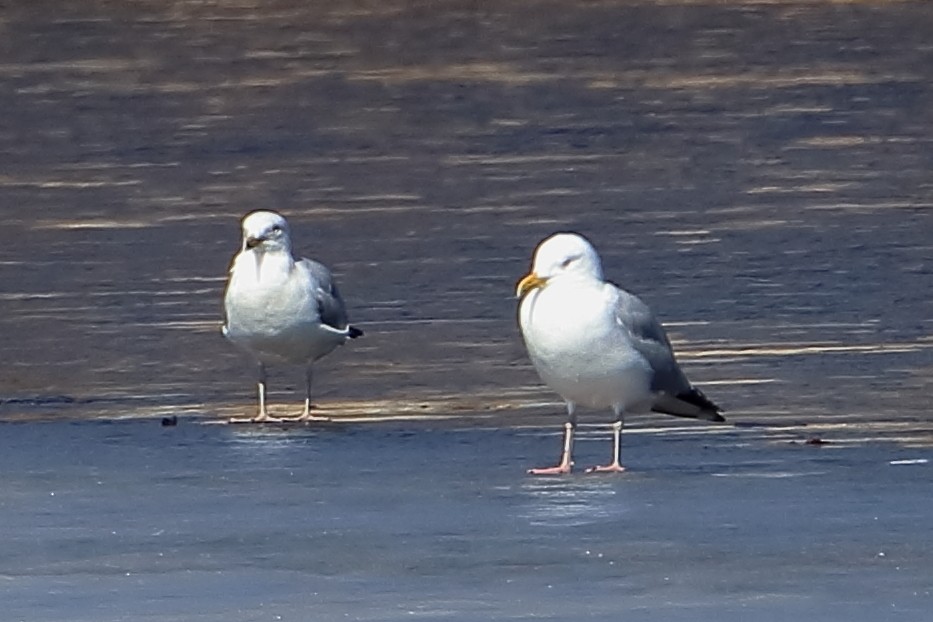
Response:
[1,420,930,621]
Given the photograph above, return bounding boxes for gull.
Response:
[222,210,362,423]
[516,232,724,474]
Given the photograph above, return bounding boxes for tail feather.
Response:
[347,325,364,339]
[652,387,724,422]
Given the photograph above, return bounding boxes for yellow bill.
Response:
[516,272,547,298]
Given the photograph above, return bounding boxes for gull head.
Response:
[241,210,292,254]
[516,232,604,298]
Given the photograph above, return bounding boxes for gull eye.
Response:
[271,225,282,234]
[560,257,574,268]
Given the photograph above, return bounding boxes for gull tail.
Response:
[652,387,725,422]
[347,325,364,339]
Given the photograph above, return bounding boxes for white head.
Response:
[240,210,292,255]
[516,232,604,297]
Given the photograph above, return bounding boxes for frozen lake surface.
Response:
[1,0,932,619]
[2,419,931,621]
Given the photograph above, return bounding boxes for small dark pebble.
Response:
[161,416,178,427]
[804,437,829,446]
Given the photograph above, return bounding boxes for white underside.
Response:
[224,250,345,365]
[519,277,654,414]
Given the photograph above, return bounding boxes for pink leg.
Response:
[291,367,331,422]
[294,397,332,422]
[528,420,575,475]
[229,363,289,423]
[585,420,627,474]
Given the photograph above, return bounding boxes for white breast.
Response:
[519,278,653,411]
[224,251,338,364]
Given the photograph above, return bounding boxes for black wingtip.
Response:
[348,326,364,339]
[679,387,725,422]
[650,386,724,422]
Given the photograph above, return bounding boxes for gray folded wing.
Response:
[298,258,349,331]
[612,284,724,421]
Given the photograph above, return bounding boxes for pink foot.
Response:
[229,415,287,424]
[584,463,626,474]
[292,414,332,423]
[527,463,573,475]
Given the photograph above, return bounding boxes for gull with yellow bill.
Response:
[516,232,724,475]
[222,210,363,423]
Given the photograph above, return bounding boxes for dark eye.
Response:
[271,225,282,234]
[560,258,574,268]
